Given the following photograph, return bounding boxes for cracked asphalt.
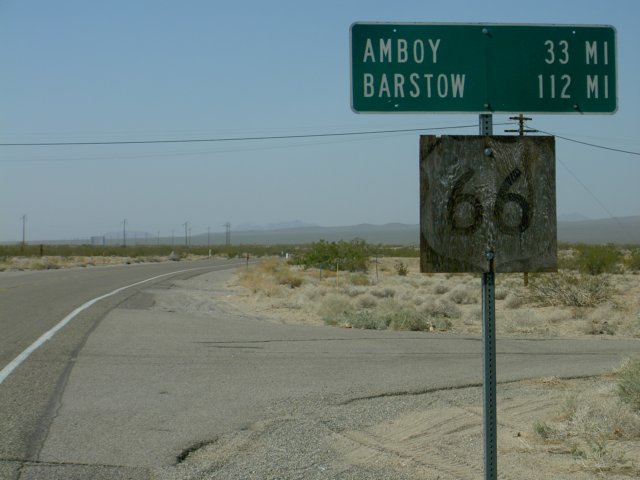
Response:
[1,266,639,479]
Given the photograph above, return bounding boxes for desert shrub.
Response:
[503,310,548,335]
[298,238,370,272]
[244,259,303,290]
[255,257,281,274]
[357,294,378,309]
[585,306,622,336]
[371,287,395,299]
[533,421,555,439]
[534,387,640,470]
[433,284,449,295]
[394,260,408,276]
[585,321,616,336]
[617,357,640,411]
[494,287,508,301]
[625,249,640,272]
[276,269,303,288]
[448,285,478,305]
[337,308,445,332]
[557,248,580,271]
[431,317,453,331]
[528,272,612,307]
[422,299,461,320]
[341,286,365,298]
[504,293,525,309]
[343,311,390,330]
[387,309,433,331]
[350,273,370,286]
[463,306,482,325]
[318,294,354,321]
[575,244,622,275]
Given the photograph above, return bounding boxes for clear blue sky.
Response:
[1,0,639,242]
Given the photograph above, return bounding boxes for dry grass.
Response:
[228,254,640,338]
[0,253,207,271]
[532,361,640,474]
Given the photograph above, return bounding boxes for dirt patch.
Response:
[169,377,639,479]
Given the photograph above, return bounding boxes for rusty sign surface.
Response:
[420,135,557,273]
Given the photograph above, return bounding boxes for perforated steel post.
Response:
[482,251,497,480]
[480,113,497,480]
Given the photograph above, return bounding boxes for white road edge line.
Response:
[0,263,235,385]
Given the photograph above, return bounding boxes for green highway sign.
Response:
[350,23,617,114]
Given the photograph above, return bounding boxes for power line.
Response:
[525,123,637,241]
[0,123,502,147]
[4,123,638,158]
[529,126,640,156]
[555,156,635,242]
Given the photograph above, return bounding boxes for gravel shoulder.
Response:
[146,265,640,479]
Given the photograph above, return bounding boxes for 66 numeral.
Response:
[447,168,531,235]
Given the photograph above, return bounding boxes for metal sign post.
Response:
[480,115,497,480]
[482,251,497,480]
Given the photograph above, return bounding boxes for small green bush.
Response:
[617,357,640,411]
[276,269,303,288]
[533,420,555,439]
[575,244,622,275]
[298,238,370,272]
[327,307,447,332]
[394,260,408,276]
[625,249,640,272]
[345,311,390,330]
[350,273,370,286]
[387,309,432,331]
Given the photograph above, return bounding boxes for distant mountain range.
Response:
[195,216,640,246]
[15,216,640,246]
[557,215,640,245]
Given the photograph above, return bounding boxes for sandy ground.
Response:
[149,263,640,479]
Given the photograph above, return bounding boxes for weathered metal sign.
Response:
[420,135,557,273]
[351,23,617,113]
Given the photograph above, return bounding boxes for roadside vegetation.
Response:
[232,240,640,474]
[3,240,639,339]
[232,240,640,338]
[532,357,640,474]
[0,244,297,272]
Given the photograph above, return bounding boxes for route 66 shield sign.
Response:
[420,135,557,273]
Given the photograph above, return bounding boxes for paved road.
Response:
[0,264,638,479]
[0,259,247,480]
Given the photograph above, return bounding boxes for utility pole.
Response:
[122,219,127,247]
[506,114,536,287]
[207,226,211,248]
[505,113,536,136]
[171,228,175,246]
[183,221,188,247]
[224,222,231,246]
[20,214,26,251]
[157,231,160,246]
